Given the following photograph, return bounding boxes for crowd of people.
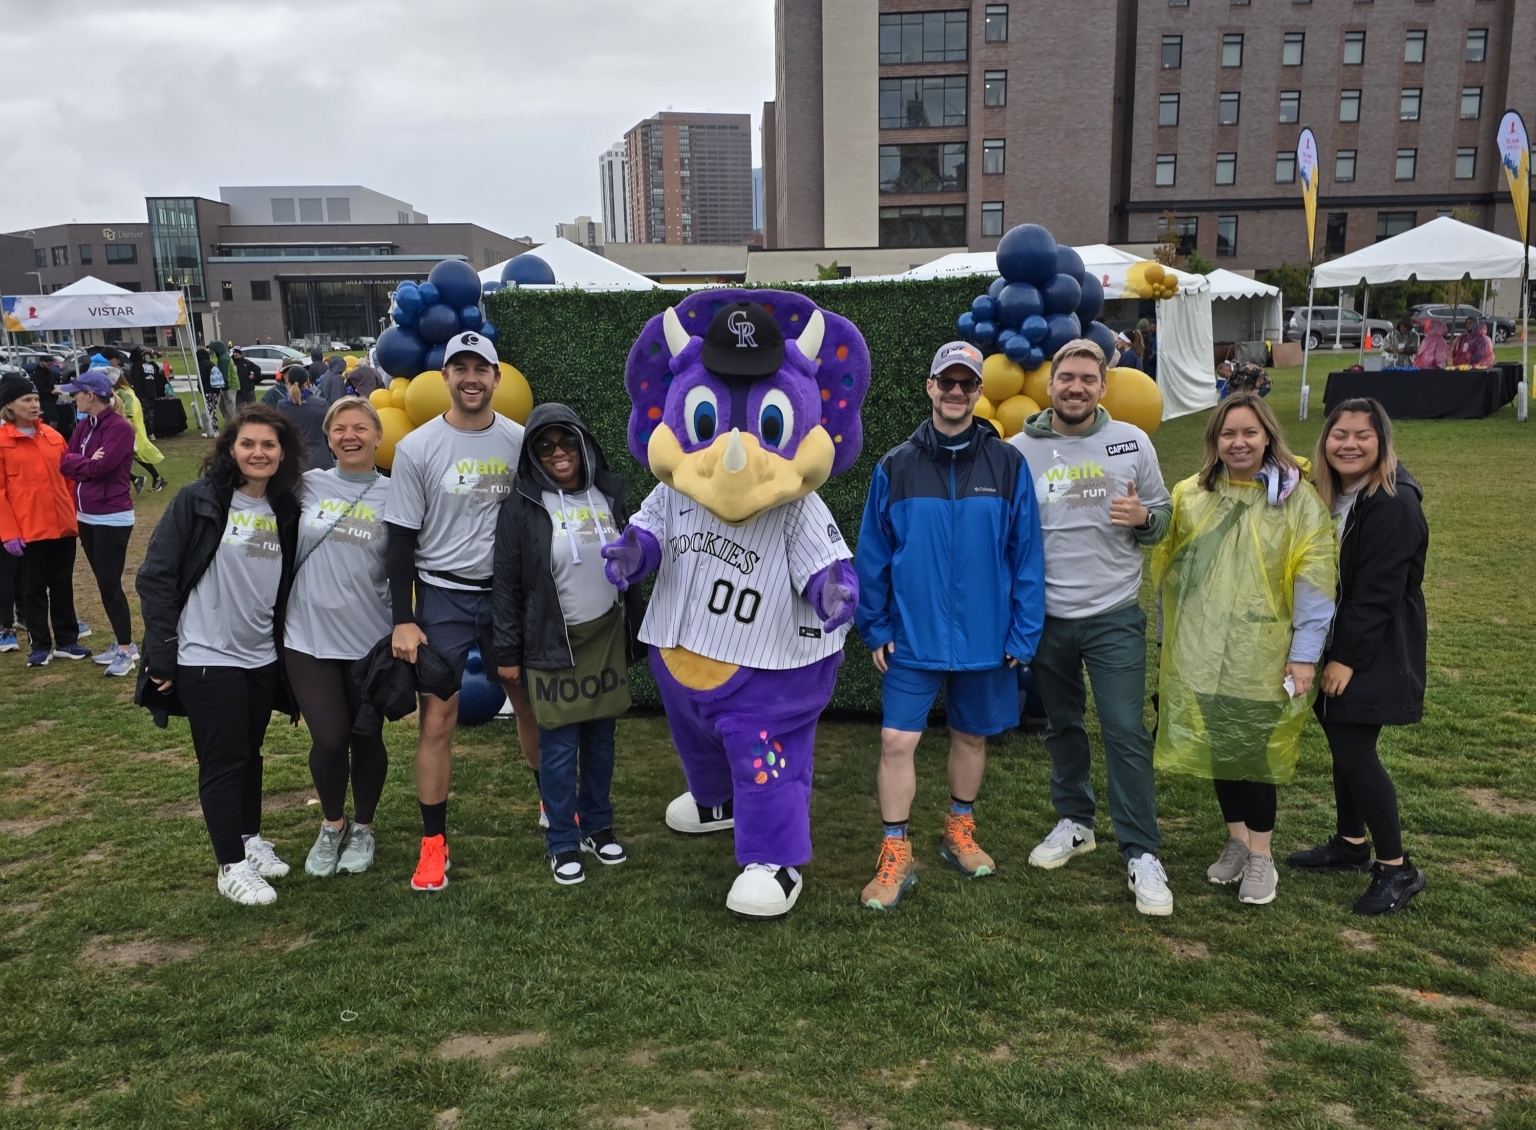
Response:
[0,327,1430,921]
[1379,314,1496,369]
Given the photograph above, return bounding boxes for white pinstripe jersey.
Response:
[631,484,852,670]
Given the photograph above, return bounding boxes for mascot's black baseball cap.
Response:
[701,301,784,379]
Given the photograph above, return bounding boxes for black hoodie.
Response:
[490,403,646,671]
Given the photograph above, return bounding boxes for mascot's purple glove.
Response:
[2,538,23,557]
[600,526,661,592]
[807,559,858,632]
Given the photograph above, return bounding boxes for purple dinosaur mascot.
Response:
[601,290,871,919]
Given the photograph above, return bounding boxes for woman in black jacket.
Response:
[491,403,645,886]
[136,405,304,906]
[1288,398,1428,915]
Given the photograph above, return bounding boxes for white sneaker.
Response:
[664,791,734,834]
[1028,818,1097,870]
[1127,853,1174,917]
[244,835,290,879]
[218,860,277,905]
[725,863,801,920]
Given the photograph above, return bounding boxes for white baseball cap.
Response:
[929,341,983,379]
[443,330,498,368]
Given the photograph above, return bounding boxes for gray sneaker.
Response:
[1207,837,1251,885]
[305,823,347,878]
[335,824,376,875]
[104,648,138,678]
[1238,852,1278,905]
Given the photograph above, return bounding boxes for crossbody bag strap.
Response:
[296,474,380,573]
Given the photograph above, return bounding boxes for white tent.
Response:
[480,238,658,292]
[1206,268,1284,344]
[51,275,133,295]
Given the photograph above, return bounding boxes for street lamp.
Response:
[26,271,43,293]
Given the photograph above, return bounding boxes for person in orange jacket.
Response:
[0,375,84,666]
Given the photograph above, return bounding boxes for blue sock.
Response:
[883,821,908,839]
[950,797,974,817]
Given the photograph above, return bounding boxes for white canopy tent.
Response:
[480,238,659,292]
[1206,269,1284,344]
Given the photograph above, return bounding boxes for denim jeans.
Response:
[538,718,616,855]
[1029,599,1162,860]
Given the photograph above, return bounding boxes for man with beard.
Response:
[1009,339,1175,916]
[385,332,536,891]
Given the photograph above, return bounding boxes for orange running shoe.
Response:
[860,835,917,910]
[939,812,995,877]
[411,834,450,891]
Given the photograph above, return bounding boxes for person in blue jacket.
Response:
[852,340,1045,910]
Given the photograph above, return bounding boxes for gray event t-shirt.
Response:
[177,491,283,667]
[541,487,623,626]
[385,413,525,587]
[286,468,393,660]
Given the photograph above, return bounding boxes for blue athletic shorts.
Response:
[416,583,499,693]
[881,662,1020,736]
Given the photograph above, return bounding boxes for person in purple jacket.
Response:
[58,368,139,677]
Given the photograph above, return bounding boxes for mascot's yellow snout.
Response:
[648,423,834,526]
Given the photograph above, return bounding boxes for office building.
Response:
[218,185,428,226]
[623,111,755,244]
[556,216,605,250]
[599,143,632,244]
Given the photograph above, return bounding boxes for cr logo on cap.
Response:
[726,310,757,349]
[463,334,480,346]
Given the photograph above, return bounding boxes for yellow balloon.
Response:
[368,388,394,410]
[344,355,358,371]
[403,370,451,427]
[981,353,1024,403]
[982,416,1004,438]
[491,362,534,424]
[1101,367,1164,434]
[1022,362,1051,408]
[389,377,410,411]
[995,394,1042,437]
[1144,263,1166,284]
[974,395,995,420]
[374,406,414,470]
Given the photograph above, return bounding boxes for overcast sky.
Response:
[0,0,775,239]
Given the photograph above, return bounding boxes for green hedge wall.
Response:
[484,277,985,715]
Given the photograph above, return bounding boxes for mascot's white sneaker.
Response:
[725,863,802,920]
[665,792,735,835]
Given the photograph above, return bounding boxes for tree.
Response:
[1185,249,1215,275]
[815,261,843,281]
[1152,212,1185,267]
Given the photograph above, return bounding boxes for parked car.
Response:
[1409,304,1516,343]
[237,344,308,381]
[1284,306,1395,350]
[348,335,377,350]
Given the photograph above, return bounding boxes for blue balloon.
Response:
[428,259,485,311]
[1003,333,1032,363]
[374,325,427,379]
[456,647,507,726]
[1055,245,1086,285]
[418,282,441,307]
[395,284,423,316]
[502,254,556,286]
[987,276,1008,301]
[417,303,461,345]
[459,305,484,331]
[1076,272,1105,324]
[1023,345,1045,369]
[1084,320,1117,359]
[1020,314,1050,344]
[997,282,1044,329]
[971,294,997,322]
[1042,312,1082,358]
[973,319,998,347]
[478,320,498,343]
[996,327,1018,351]
[995,223,1058,286]
[1042,272,1083,316]
[956,311,976,338]
[424,344,446,373]
[482,280,504,295]
[390,303,417,328]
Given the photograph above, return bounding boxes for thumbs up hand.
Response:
[1109,480,1150,528]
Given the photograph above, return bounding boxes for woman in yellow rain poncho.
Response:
[111,369,168,493]
[1152,392,1335,907]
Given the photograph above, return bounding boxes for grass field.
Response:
[2,356,1534,1130]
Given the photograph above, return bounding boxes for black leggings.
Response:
[79,524,133,646]
[283,648,389,824]
[134,457,164,482]
[1213,778,1277,834]
[1321,720,1402,859]
[20,536,76,652]
[180,662,280,866]
[0,547,19,630]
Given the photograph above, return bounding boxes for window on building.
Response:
[50,245,68,266]
[1456,147,1478,179]
[326,197,351,222]
[1156,154,1177,186]
[1283,31,1305,65]
[879,11,969,63]
[250,280,271,301]
[220,280,234,301]
[105,244,139,264]
[1276,151,1298,182]
[1159,92,1180,127]
[1339,89,1361,122]
[1395,148,1417,180]
[33,248,45,268]
[1158,214,1199,255]
[1336,149,1357,182]
[1279,90,1301,122]
[270,197,296,223]
[148,196,207,301]
[298,198,323,223]
[984,71,1007,106]
[1376,211,1415,240]
[1215,152,1238,184]
[117,281,141,293]
[1217,215,1238,257]
[398,211,412,225]
[878,204,966,248]
[982,138,1005,174]
[1405,28,1426,62]
[1461,86,1483,119]
[1326,212,1348,254]
[878,143,969,193]
[1170,0,1188,6]
[984,4,1008,41]
[1222,33,1244,67]
[1400,88,1421,120]
[1162,34,1182,68]
[981,201,1004,237]
[1465,28,1487,62]
[1219,92,1241,125]
[77,244,92,265]
[879,76,968,127]
[1344,29,1365,65]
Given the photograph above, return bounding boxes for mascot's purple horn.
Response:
[624,290,872,525]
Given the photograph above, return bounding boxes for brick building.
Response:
[624,111,756,244]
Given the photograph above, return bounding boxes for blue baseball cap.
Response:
[57,368,115,399]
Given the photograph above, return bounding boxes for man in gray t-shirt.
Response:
[1008,339,1175,918]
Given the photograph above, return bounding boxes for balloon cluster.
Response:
[374,259,498,381]
[1125,260,1179,301]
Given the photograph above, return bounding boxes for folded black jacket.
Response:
[351,635,459,736]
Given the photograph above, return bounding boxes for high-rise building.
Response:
[623,111,755,244]
[598,143,631,244]
[556,216,605,250]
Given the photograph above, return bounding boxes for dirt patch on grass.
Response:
[13,720,59,736]
[1306,1014,1362,1045]
[1160,937,1211,960]
[6,1073,41,1107]
[1318,1103,1365,1128]
[79,936,206,968]
[263,790,317,812]
[1444,857,1519,880]
[434,1109,461,1129]
[624,1048,658,1067]
[1339,928,1377,953]
[1463,788,1536,817]
[130,748,190,764]
[1377,985,1536,1034]
[154,796,202,818]
[1106,1015,1269,1081]
[433,1031,547,1061]
[1497,948,1536,977]
[0,817,68,837]
[875,1059,928,1089]
[1398,1017,1512,1123]
[27,673,68,688]
[603,1110,695,1130]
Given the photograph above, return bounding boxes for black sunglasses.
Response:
[932,375,981,394]
[533,433,580,457]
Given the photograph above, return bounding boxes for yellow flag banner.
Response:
[1498,110,1530,245]
[1297,129,1319,259]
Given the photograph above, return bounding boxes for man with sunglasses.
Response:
[853,341,1045,910]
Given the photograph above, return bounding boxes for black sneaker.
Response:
[550,850,585,886]
[1286,834,1372,873]
[580,828,627,866]
[1353,858,1426,916]
[151,477,168,493]
[131,475,146,495]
